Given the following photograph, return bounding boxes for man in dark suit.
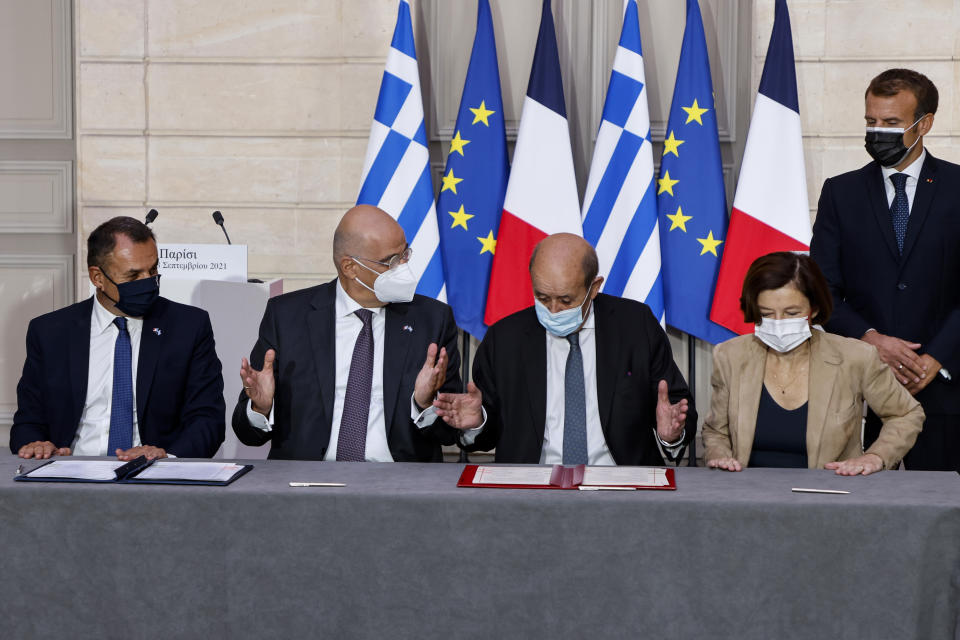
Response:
[433,233,696,465]
[811,68,960,472]
[232,205,460,461]
[11,216,225,460]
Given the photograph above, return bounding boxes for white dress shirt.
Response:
[246,279,438,461]
[881,148,925,212]
[72,296,143,456]
[462,308,684,463]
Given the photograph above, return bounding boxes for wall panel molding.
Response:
[0,254,74,428]
[0,0,73,139]
[0,161,73,233]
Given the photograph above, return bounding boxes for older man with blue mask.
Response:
[433,233,696,466]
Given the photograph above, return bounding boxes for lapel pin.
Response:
[153,327,162,336]
[402,324,413,333]
[926,178,933,183]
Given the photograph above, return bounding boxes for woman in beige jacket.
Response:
[703,252,923,475]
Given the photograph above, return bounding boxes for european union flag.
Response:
[657,0,735,344]
[436,0,509,339]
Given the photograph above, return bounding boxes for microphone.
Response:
[144,209,158,225]
[212,210,232,245]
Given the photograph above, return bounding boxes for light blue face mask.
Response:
[534,290,591,337]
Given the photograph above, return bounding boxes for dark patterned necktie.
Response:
[107,317,134,453]
[337,309,374,461]
[563,333,588,465]
[890,172,909,254]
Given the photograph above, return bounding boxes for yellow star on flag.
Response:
[441,168,463,194]
[470,100,495,126]
[697,230,723,256]
[449,130,470,156]
[662,131,685,157]
[657,171,679,196]
[682,98,709,125]
[449,204,474,230]
[666,206,692,232]
[477,230,497,255]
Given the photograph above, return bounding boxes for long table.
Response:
[2,456,958,639]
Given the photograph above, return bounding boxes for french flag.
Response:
[483,0,582,326]
[709,0,810,334]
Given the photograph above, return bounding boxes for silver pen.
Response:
[289,482,346,487]
[791,487,850,495]
[15,464,23,477]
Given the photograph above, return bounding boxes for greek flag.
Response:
[357,0,445,299]
[581,0,663,323]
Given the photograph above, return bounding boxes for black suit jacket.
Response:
[811,152,960,414]
[231,279,461,461]
[10,297,226,457]
[468,293,697,464]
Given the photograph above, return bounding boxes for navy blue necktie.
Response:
[563,333,588,465]
[337,309,374,461]
[107,317,134,453]
[890,172,909,254]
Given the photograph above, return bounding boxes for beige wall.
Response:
[75,0,398,292]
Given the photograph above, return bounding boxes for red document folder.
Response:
[457,464,676,490]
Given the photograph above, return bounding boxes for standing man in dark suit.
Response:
[233,205,460,461]
[432,233,695,465]
[11,216,226,460]
[811,68,960,472]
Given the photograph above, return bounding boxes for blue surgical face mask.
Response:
[534,290,591,337]
[101,271,160,317]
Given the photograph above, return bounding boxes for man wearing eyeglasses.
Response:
[11,216,226,461]
[232,205,461,461]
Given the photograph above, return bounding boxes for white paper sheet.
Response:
[581,467,668,487]
[472,466,555,486]
[134,461,244,482]
[25,460,126,481]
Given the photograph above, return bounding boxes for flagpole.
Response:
[687,333,698,466]
[458,330,471,463]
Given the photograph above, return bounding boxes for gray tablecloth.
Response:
[1,456,958,640]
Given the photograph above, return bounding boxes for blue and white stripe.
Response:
[581,0,663,323]
[357,0,445,300]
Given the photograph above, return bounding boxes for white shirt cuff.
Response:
[246,399,274,432]
[412,395,439,429]
[458,407,488,446]
[940,368,952,381]
[655,428,686,455]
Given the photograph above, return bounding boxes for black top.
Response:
[749,385,808,468]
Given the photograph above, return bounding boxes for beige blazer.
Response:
[702,330,924,470]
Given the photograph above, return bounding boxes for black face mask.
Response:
[101,271,160,317]
[864,115,924,168]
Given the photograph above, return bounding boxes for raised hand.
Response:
[433,382,484,430]
[414,343,448,409]
[655,379,687,444]
[241,349,276,415]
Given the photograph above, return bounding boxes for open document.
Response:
[15,457,252,486]
[458,464,676,490]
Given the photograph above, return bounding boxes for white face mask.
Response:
[353,259,417,304]
[754,316,812,353]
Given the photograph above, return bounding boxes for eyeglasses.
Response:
[352,246,412,271]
